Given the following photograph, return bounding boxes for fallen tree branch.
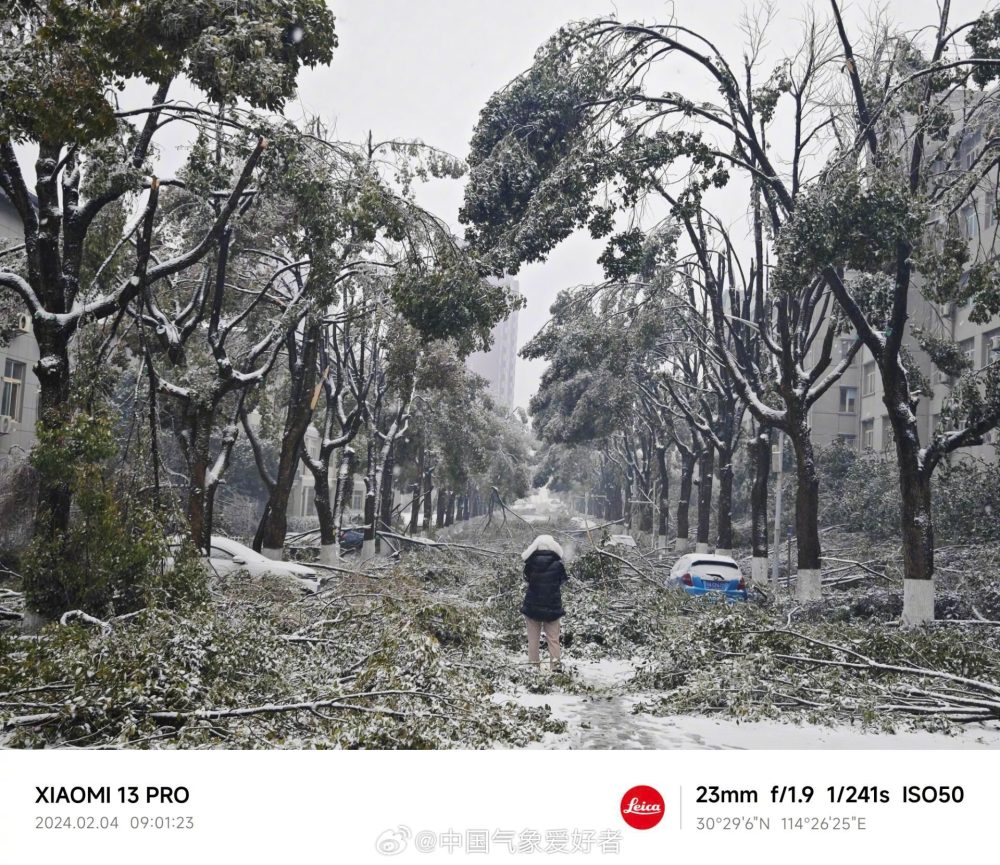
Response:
[59,610,112,635]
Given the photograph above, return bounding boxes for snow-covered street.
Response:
[500,658,1000,750]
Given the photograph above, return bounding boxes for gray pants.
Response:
[524,616,561,666]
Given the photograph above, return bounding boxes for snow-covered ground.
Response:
[496,658,1000,750]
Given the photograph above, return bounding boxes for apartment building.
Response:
[0,189,40,469]
[808,101,999,460]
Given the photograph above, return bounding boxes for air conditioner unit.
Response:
[0,415,14,435]
[16,313,30,333]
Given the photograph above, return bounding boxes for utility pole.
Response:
[771,431,784,588]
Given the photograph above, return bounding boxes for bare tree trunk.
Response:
[257,320,320,558]
[361,439,377,560]
[695,446,714,553]
[378,443,396,538]
[749,427,771,585]
[186,405,214,552]
[31,328,72,539]
[435,487,447,529]
[675,451,696,552]
[789,414,822,601]
[654,444,670,548]
[422,467,434,535]
[310,457,336,563]
[715,445,734,555]
[408,482,420,534]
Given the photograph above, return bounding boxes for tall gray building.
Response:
[465,276,520,409]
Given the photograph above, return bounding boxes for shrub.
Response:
[22,411,204,619]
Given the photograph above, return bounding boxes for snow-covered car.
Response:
[667,553,747,602]
[168,536,320,593]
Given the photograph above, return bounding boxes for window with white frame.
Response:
[840,338,856,360]
[839,386,858,414]
[863,362,877,395]
[351,490,364,511]
[1,358,26,422]
[862,419,875,450]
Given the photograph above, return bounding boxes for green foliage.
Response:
[569,544,621,584]
[0,0,337,143]
[21,411,200,618]
[390,244,521,356]
[461,26,614,271]
[2,557,558,749]
[773,165,927,295]
[816,441,1000,543]
[966,11,1000,88]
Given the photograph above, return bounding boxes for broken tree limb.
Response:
[59,610,112,635]
[821,556,896,582]
[377,531,503,557]
[593,548,664,589]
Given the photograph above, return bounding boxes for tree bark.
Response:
[655,444,670,547]
[378,443,396,537]
[675,451,696,551]
[408,482,421,534]
[695,446,714,552]
[749,427,771,585]
[186,404,215,552]
[435,487,447,529]
[422,467,434,535]
[789,415,822,601]
[31,326,73,539]
[256,319,320,557]
[715,446,734,554]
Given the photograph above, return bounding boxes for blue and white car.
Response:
[668,553,748,602]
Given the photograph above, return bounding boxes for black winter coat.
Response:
[521,550,568,622]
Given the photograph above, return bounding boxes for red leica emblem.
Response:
[620,785,665,829]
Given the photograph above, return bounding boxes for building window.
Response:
[966,148,980,171]
[959,337,975,370]
[983,329,1000,368]
[964,202,978,238]
[351,490,364,511]
[882,417,895,452]
[863,362,877,395]
[839,338,856,360]
[836,433,856,447]
[838,386,858,414]
[986,200,995,230]
[1,358,26,422]
[862,419,875,450]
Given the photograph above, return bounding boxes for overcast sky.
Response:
[280,0,988,410]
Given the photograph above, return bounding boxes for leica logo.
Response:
[620,785,666,830]
[622,797,662,815]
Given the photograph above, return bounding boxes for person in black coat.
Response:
[520,534,568,670]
